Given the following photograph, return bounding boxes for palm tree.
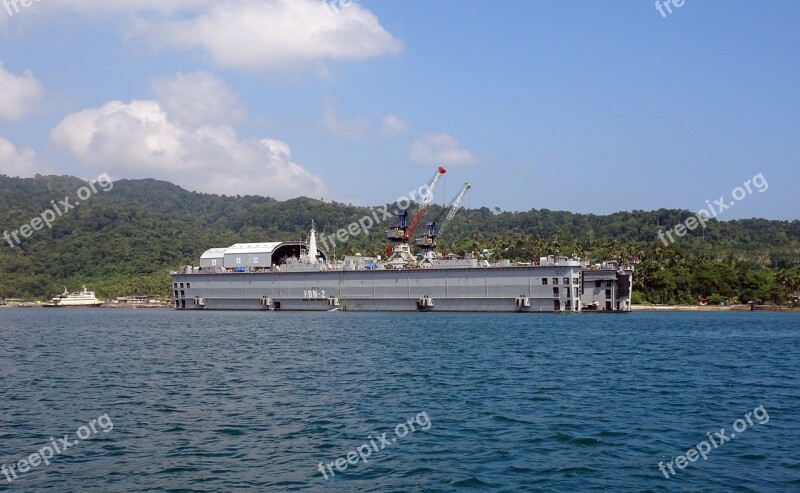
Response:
[549,235,563,256]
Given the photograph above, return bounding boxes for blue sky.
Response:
[0,0,797,219]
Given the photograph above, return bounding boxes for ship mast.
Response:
[308,219,318,264]
[308,220,318,264]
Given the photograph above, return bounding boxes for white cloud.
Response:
[52,0,209,13]
[410,133,477,166]
[381,114,408,137]
[131,0,403,71]
[323,106,371,140]
[152,71,244,126]
[6,0,402,72]
[0,61,44,120]
[49,99,327,199]
[0,138,51,177]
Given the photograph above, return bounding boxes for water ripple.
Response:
[0,310,798,492]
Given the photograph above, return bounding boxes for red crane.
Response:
[403,166,446,241]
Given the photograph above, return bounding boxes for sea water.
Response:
[1,309,798,492]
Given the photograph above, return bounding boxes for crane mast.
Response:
[415,182,471,253]
[403,167,447,241]
[439,182,471,239]
[385,166,446,266]
[446,183,471,222]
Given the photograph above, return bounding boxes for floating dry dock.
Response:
[171,168,633,313]
[171,237,632,313]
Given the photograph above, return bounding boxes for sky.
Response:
[0,0,797,219]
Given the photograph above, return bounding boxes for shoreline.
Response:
[632,304,800,312]
[0,304,170,309]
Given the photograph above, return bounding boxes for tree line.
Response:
[0,174,798,304]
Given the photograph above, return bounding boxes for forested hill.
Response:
[1,174,799,304]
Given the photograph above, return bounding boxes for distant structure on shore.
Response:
[115,295,165,305]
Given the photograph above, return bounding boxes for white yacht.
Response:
[44,286,103,307]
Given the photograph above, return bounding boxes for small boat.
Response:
[43,286,103,307]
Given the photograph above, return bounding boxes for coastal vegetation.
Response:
[1,174,798,305]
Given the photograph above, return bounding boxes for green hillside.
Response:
[1,174,799,304]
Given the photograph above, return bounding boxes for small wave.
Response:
[451,476,494,487]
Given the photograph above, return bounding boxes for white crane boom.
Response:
[445,183,472,223]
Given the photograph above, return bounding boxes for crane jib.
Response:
[403,167,447,241]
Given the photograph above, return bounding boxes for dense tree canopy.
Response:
[1,175,798,304]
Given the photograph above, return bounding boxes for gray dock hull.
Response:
[171,265,633,313]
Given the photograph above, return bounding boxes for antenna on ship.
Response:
[308,221,318,264]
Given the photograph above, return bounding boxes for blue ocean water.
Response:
[0,309,798,492]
